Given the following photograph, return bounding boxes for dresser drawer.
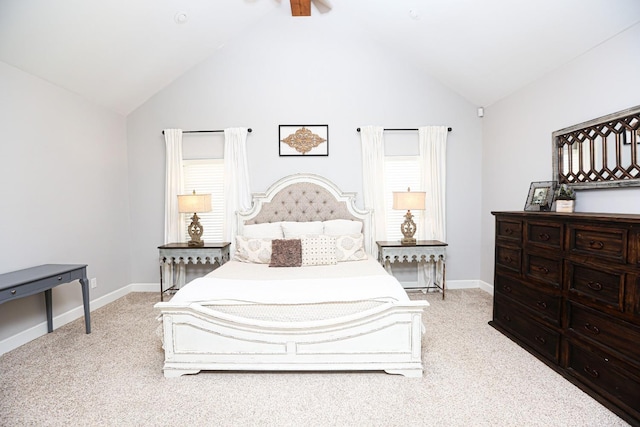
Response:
[524,252,561,288]
[496,218,522,243]
[496,246,521,273]
[567,261,624,311]
[494,297,560,363]
[495,274,561,325]
[567,302,640,367]
[566,341,640,421]
[527,221,562,250]
[568,225,627,263]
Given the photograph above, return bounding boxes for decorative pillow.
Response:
[242,222,283,239]
[269,239,302,267]
[322,219,363,235]
[335,234,367,262]
[234,236,272,264]
[301,235,337,266]
[282,221,323,238]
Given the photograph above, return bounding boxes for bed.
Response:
[154,174,429,378]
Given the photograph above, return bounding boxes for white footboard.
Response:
[154,300,428,378]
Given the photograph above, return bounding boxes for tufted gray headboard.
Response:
[237,174,373,254]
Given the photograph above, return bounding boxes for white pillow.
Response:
[234,236,272,264]
[301,235,337,266]
[322,219,362,235]
[335,234,367,262]
[282,221,323,238]
[242,222,283,239]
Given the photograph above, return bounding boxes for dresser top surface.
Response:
[492,211,640,222]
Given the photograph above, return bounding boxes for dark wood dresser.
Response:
[490,212,640,426]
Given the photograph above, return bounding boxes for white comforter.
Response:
[169,257,410,305]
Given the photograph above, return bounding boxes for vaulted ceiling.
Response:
[1,0,638,115]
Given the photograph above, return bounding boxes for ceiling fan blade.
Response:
[311,0,332,14]
[290,0,311,16]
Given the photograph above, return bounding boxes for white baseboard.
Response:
[0,283,159,356]
[400,279,491,293]
[478,280,494,295]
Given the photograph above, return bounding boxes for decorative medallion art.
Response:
[279,125,329,156]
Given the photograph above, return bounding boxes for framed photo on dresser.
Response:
[524,181,556,211]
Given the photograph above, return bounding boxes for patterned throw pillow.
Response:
[335,234,367,262]
[269,239,302,267]
[301,235,337,266]
[234,236,272,264]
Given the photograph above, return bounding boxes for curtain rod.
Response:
[161,128,252,135]
[356,127,452,132]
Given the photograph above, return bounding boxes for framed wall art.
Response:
[279,125,329,156]
[524,181,556,211]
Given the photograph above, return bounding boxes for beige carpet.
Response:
[0,289,629,427]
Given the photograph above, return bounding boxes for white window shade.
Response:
[384,156,424,241]
[182,159,224,242]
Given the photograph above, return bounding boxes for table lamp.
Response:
[178,190,212,246]
[393,187,426,245]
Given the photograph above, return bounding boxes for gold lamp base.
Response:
[186,213,205,246]
[400,236,417,246]
[400,210,418,246]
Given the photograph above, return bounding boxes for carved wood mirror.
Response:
[552,105,640,189]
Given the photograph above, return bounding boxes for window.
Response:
[384,156,425,240]
[182,159,224,242]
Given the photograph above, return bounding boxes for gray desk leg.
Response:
[80,278,91,334]
[44,289,53,333]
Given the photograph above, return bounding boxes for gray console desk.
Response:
[0,264,91,334]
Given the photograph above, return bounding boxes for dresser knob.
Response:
[589,240,604,250]
[502,285,512,293]
[533,265,549,274]
[504,256,513,264]
[57,276,62,281]
[536,301,548,310]
[504,228,513,235]
[583,366,599,378]
[587,281,603,291]
[538,233,550,241]
[583,323,600,335]
[534,335,546,344]
[11,289,17,295]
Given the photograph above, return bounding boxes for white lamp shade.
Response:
[178,193,212,213]
[393,190,425,210]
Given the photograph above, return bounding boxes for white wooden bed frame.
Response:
[155,174,428,378]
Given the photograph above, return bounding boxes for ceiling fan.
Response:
[290,0,332,16]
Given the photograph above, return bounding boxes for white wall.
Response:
[480,23,640,284]
[0,61,131,343]
[127,11,483,285]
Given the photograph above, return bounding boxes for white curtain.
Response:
[359,125,387,256]
[418,126,448,288]
[418,126,448,241]
[163,129,185,288]
[223,128,252,254]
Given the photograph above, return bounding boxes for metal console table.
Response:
[158,242,230,301]
[377,240,448,299]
